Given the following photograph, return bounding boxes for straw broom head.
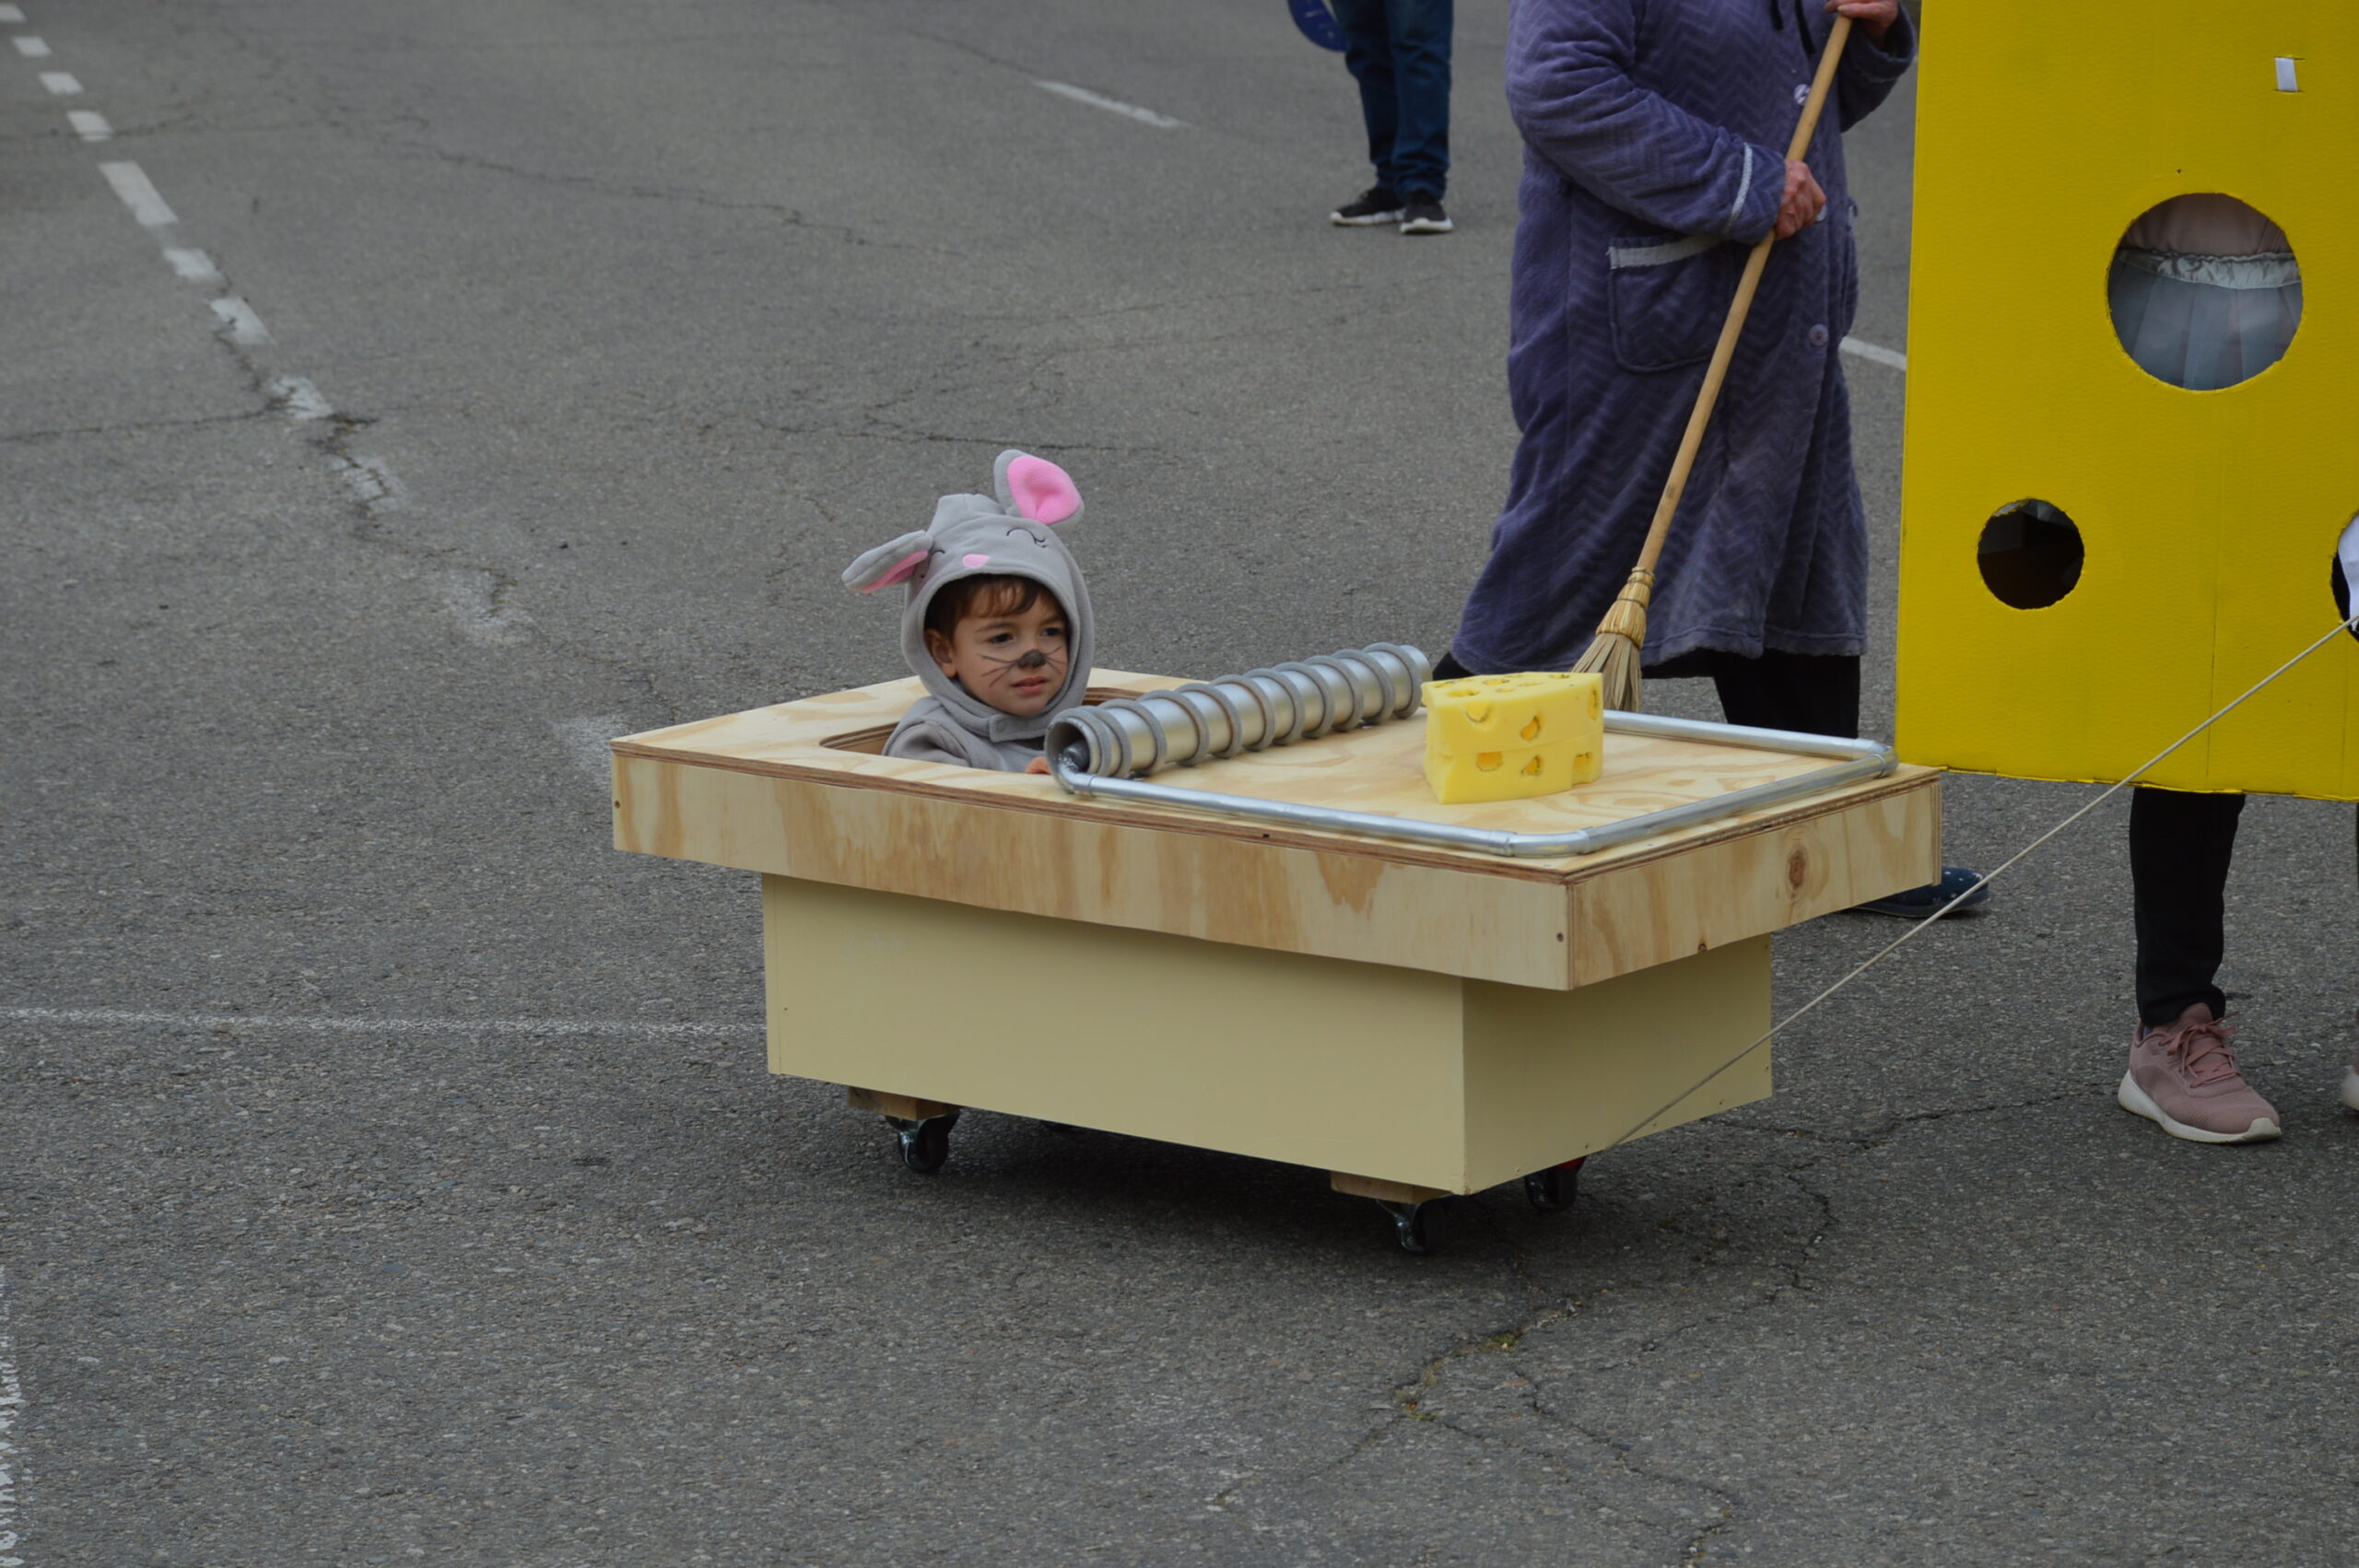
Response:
[1571,571,1651,712]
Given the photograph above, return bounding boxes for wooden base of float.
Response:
[614,669,1942,1243]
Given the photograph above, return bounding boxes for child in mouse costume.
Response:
[842,450,1093,772]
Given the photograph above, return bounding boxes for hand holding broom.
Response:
[1570,12,1856,712]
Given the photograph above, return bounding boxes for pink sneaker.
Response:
[2117,1004,2282,1143]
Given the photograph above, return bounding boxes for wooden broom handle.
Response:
[1626,13,1854,584]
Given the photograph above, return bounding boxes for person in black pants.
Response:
[1324,0,1455,236]
[2106,196,2338,1145]
[2118,556,2359,1143]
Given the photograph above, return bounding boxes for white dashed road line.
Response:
[9,33,47,57]
[208,295,271,345]
[332,451,405,508]
[35,68,74,93]
[1033,79,1184,128]
[97,159,176,227]
[65,108,108,141]
[1840,334,1907,371]
[0,1266,23,1568]
[162,245,223,285]
[0,1006,756,1040]
[0,5,27,22]
[267,374,333,421]
[551,714,631,786]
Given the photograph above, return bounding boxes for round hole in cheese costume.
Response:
[1977,499,2083,611]
[2108,193,2301,392]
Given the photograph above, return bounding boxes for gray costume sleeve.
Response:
[883,722,978,766]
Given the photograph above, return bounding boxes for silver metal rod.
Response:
[1050,711,1899,859]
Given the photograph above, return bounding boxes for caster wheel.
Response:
[1383,1199,1446,1255]
[885,1111,958,1174]
[1522,1157,1585,1212]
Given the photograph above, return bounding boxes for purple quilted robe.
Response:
[1449,0,1915,676]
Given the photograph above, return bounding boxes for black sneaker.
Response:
[1399,196,1453,235]
[1331,186,1404,227]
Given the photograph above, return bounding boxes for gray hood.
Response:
[843,449,1093,747]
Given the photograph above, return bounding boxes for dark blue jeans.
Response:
[1332,0,1451,200]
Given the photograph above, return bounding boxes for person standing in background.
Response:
[1327,0,1455,235]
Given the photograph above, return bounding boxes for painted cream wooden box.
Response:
[613,671,1940,1235]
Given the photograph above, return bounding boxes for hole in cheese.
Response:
[1521,755,1544,776]
[1476,752,1503,772]
[1520,716,1542,741]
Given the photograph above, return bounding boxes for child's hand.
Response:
[1026,756,1051,775]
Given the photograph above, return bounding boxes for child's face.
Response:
[926,595,1071,717]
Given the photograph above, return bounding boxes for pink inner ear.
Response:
[1005,455,1080,525]
[857,548,930,591]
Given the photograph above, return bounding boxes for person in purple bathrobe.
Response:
[1438,0,1983,918]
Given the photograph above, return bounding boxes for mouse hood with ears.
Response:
[842,450,1094,767]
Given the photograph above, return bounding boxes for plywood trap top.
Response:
[613,670,1941,991]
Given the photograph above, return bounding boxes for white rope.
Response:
[1602,611,2359,1153]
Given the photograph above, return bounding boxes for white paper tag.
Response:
[2276,56,2300,92]
[2339,515,2359,600]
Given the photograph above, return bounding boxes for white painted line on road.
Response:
[0,6,29,23]
[208,295,271,345]
[0,1265,25,1568]
[99,160,177,227]
[37,68,76,93]
[267,374,334,421]
[1840,335,1907,371]
[552,714,629,787]
[436,568,530,644]
[11,33,49,57]
[67,108,111,142]
[163,245,221,285]
[334,452,405,509]
[0,1005,756,1039]
[1033,79,1184,129]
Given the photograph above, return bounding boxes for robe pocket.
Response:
[1605,234,1743,373]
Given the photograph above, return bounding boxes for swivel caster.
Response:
[1522,1156,1585,1213]
[1383,1198,1448,1255]
[884,1110,960,1174]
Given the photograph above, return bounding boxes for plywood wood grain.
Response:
[618,671,1942,989]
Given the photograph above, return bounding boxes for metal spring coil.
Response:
[1048,643,1432,779]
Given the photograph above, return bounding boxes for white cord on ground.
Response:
[1603,611,2359,1154]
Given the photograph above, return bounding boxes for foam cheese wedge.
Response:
[1420,672,1604,805]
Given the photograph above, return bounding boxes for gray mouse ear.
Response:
[992,450,1084,528]
[843,531,934,594]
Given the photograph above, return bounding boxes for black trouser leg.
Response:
[1707,649,1861,740]
[2130,786,2245,1027]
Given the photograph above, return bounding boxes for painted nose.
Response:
[1015,649,1049,670]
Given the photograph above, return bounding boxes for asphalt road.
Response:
[4,1,2355,1563]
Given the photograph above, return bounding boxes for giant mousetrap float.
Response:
[612,644,1941,1251]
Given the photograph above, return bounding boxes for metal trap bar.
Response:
[1049,649,1896,858]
